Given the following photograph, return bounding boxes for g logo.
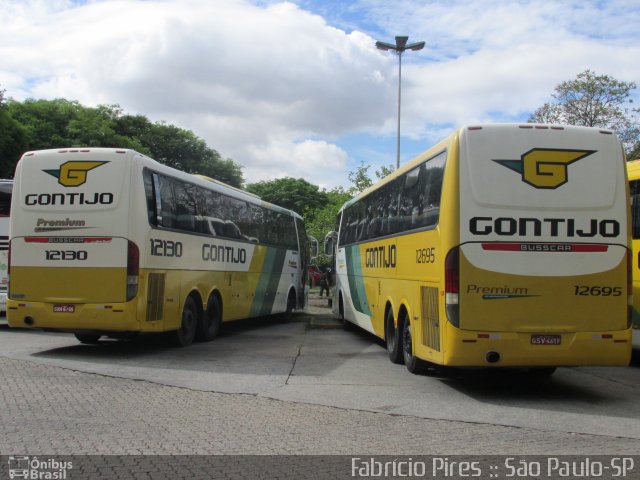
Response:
[494,149,595,189]
[44,161,109,187]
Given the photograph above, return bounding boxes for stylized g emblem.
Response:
[44,161,109,187]
[494,149,595,189]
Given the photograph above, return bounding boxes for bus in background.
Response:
[328,124,632,375]
[8,148,308,346]
[0,179,13,315]
[627,160,640,327]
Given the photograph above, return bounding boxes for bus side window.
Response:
[399,166,421,230]
[174,182,197,232]
[631,180,640,239]
[158,176,178,229]
[418,151,446,228]
[143,170,157,226]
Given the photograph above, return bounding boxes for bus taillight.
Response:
[445,246,460,328]
[127,240,139,301]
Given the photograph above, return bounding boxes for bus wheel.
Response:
[339,295,354,331]
[282,290,296,322]
[401,311,428,374]
[75,333,101,344]
[197,295,221,342]
[174,296,198,347]
[385,307,403,364]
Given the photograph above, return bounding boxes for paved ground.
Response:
[2,352,638,456]
[0,294,639,479]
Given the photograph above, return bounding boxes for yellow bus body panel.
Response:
[441,322,632,367]
[459,253,629,333]
[7,243,281,333]
[9,267,126,303]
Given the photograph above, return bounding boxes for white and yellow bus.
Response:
[8,148,309,346]
[328,124,632,375]
[627,159,640,328]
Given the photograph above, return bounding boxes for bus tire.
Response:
[340,295,354,331]
[385,307,403,364]
[174,296,198,347]
[75,333,101,344]
[282,289,296,322]
[197,295,221,342]
[401,311,428,374]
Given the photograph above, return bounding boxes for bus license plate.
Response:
[53,304,75,313]
[531,334,561,345]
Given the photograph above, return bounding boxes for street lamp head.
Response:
[394,36,409,49]
[375,40,396,51]
[376,36,425,54]
[407,41,426,51]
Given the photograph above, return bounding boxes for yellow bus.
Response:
[327,124,632,375]
[8,148,309,346]
[627,159,640,328]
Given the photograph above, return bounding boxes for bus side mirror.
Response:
[308,235,319,259]
[324,231,337,256]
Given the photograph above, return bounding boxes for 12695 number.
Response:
[573,285,622,296]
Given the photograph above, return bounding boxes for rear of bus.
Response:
[8,148,139,335]
[450,124,632,367]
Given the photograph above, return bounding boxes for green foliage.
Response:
[347,160,373,196]
[305,186,350,248]
[246,177,328,216]
[375,164,395,180]
[7,98,82,150]
[0,91,28,178]
[0,98,244,187]
[529,70,639,153]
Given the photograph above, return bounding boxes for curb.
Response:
[308,316,344,329]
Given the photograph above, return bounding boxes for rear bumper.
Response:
[7,299,146,333]
[440,323,632,367]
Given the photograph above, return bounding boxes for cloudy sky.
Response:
[2,0,639,189]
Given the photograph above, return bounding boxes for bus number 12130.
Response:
[150,238,183,257]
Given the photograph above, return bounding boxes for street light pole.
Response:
[375,36,425,169]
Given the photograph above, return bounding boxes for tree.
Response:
[139,122,243,187]
[375,164,395,180]
[305,187,351,258]
[67,105,145,151]
[7,98,82,149]
[245,177,327,216]
[347,161,373,196]
[347,161,395,196]
[0,88,28,177]
[529,70,639,153]
[2,98,244,186]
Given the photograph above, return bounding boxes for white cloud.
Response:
[246,138,348,187]
[1,0,393,186]
[1,0,639,189]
